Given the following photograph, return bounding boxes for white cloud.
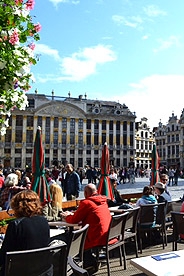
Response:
[48,0,79,7]
[59,44,116,81]
[112,15,143,29]
[112,75,184,129]
[143,5,167,17]
[153,36,181,53]
[35,44,61,61]
[36,44,116,82]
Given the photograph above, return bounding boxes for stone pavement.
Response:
[79,177,184,200]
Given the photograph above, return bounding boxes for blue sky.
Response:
[30,0,184,129]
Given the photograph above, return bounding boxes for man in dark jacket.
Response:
[63,164,81,200]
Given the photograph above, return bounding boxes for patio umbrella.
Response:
[150,144,160,186]
[31,126,51,204]
[97,143,114,199]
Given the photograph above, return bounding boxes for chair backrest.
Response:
[125,207,140,233]
[171,211,184,237]
[68,256,89,276]
[108,212,129,242]
[139,202,166,227]
[67,224,89,260]
[5,243,67,276]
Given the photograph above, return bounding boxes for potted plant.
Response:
[0,220,8,234]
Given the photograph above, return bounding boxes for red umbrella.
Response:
[97,143,114,199]
[150,144,160,186]
[31,126,51,203]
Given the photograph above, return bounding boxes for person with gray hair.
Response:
[0,173,27,210]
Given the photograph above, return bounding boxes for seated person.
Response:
[136,186,157,206]
[107,178,129,207]
[154,182,172,203]
[61,184,112,274]
[0,190,50,275]
[42,182,63,221]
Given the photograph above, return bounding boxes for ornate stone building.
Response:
[135,117,155,169]
[0,92,136,169]
[154,112,182,168]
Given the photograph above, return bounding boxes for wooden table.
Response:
[130,250,184,276]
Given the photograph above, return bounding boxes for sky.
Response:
[30,0,184,129]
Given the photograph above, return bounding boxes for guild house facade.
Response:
[0,91,137,169]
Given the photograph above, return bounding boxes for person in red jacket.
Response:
[62,183,112,274]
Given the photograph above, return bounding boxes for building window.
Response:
[87,119,91,129]
[16,115,23,126]
[78,158,83,167]
[167,136,170,143]
[102,120,106,130]
[46,117,50,127]
[87,133,91,145]
[94,158,98,167]
[109,134,113,146]
[26,149,32,154]
[130,134,134,146]
[116,134,120,145]
[62,132,66,145]
[94,119,99,130]
[176,134,179,142]
[70,118,75,131]
[123,134,127,146]
[70,133,75,144]
[45,149,50,154]
[172,145,175,155]
[26,130,33,143]
[5,130,11,143]
[78,119,83,130]
[123,121,127,131]
[78,132,83,147]
[109,121,113,131]
[15,157,21,168]
[172,135,175,142]
[15,149,21,154]
[78,150,83,155]
[15,130,22,143]
[62,149,66,154]
[94,134,99,145]
[27,116,33,127]
[54,117,58,128]
[45,130,50,144]
[102,133,106,145]
[62,118,67,128]
[4,148,11,154]
[54,131,58,145]
[130,122,134,131]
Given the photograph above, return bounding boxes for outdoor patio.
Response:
[94,229,184,276]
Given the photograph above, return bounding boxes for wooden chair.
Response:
[95,212,129,276]
[66,224,89,275]
[171,211,184,251]
[124,206,140,258]
[138,202,167,254]
[5,243,67,276]
[68,256,89,276]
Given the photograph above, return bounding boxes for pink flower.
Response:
[15,0,23,5]
[34,23,41,32]
[26,0,35,10]
[9,30,19,45]
[28,42,35,50]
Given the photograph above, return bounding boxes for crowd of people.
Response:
[0,161,183,275]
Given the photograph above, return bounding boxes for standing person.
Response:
[174,166,180,186]
[63,164,81,201]
[168,167,174,186]
[0,190,50,275]
[62,184,112,274]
